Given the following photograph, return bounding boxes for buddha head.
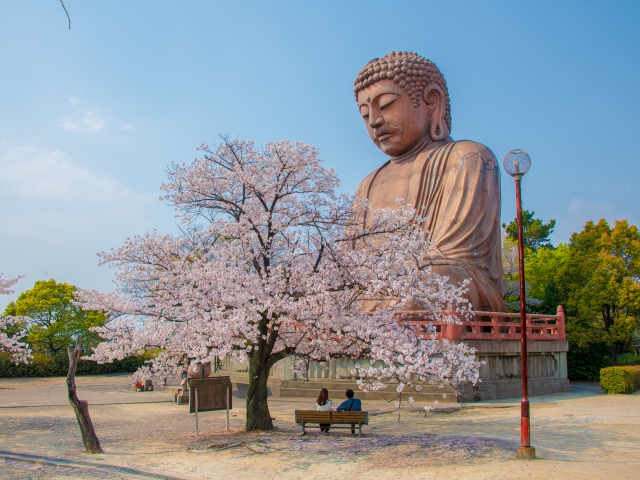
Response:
[354,52,452,157]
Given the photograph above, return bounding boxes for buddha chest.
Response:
[367,157,425,210]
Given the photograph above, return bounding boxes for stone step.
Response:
[206,371,458,402]
[273,386,457,403]
[275,379,457,394]
[271,379,457,402]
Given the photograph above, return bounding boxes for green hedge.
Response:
[600,366,640,394]
[617,353,640,366]
[0,352,153,378]
[567,341,610,381]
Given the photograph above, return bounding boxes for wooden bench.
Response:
[294,410,368,435]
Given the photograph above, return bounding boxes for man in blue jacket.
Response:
[336,389,362,434]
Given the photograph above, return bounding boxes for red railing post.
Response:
[556,305,566,340]
[490,314,498,340]
[444,321,461,340]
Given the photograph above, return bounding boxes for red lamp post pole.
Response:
[515,178,530,448]
[514,177,535,459]
[502,148,534,459]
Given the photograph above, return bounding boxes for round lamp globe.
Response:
[503,149,531,178]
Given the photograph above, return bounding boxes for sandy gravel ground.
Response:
[0,376,638,479]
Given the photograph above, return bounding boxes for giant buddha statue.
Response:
[354,51,506,312]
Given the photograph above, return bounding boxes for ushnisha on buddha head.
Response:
[354,51,452,158]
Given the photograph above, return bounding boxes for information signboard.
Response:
[188,376,233,413]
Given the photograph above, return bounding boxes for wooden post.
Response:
[557,305,566,340]
[195,387,199,436]
[225,385,230,431]
[491,314,499,340]
[67,336,103,454]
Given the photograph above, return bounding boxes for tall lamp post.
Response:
[503,149,536,460]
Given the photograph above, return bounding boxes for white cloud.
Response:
[551,198,632,243]
[0,143,161,239]
[0,143,147,204]
[58,108,105,133]
[566,198,615,218]
[121,123,134,130]
[57,97,106,133]
[0,142,169,304]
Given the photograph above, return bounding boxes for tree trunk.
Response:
[67,336,103,453]
[245,353,273,431]
[611,343,621,366]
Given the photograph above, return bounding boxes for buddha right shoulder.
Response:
[447,140,499,173]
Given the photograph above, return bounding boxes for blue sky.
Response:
[1,1,639,304]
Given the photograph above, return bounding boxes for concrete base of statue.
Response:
[455,339,570,401]
[213,338,570,402]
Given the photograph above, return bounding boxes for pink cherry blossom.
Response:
[0,274,32,364]
[78,137,480,430]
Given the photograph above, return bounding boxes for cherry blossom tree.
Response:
[0,274,32,364]
[79,137,481,431]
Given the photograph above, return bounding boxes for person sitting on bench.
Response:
[315,388,333,432]
[336,389,362,434]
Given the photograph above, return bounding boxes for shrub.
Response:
[600,366,640,394]
[617,353,640,366]
[567,341,610,381]
[0,352,153,378]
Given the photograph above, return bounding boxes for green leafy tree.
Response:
[3,280,106,355]
[558,220,640,366]
[501,231,547,313]
[632,327,640,356]
[501,233,521,312]
[503,210,556,252]
[524,244,569,314]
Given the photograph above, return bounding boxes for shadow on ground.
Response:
[183,425,516,469]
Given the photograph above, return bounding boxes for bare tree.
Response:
[67,336,102,453]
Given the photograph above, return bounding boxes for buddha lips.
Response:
[374,123,403,147]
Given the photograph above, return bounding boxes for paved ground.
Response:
[0,375,638,479]
[0,375,174,407]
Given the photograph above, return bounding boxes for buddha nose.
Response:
[370,115,385,129]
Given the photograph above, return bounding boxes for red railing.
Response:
[400,306,566,341]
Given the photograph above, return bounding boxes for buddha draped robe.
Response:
[355,140,507,312]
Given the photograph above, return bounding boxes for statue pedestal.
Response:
[212,338,570,402]
[456,340,570,401]
[212,307,571,402]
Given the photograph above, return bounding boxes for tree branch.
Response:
[59,0,71,29]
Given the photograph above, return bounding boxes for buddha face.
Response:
[357,79,431,157]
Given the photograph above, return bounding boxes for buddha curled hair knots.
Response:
[354,51,452,133]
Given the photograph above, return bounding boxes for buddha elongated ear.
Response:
[423,84,450,142]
